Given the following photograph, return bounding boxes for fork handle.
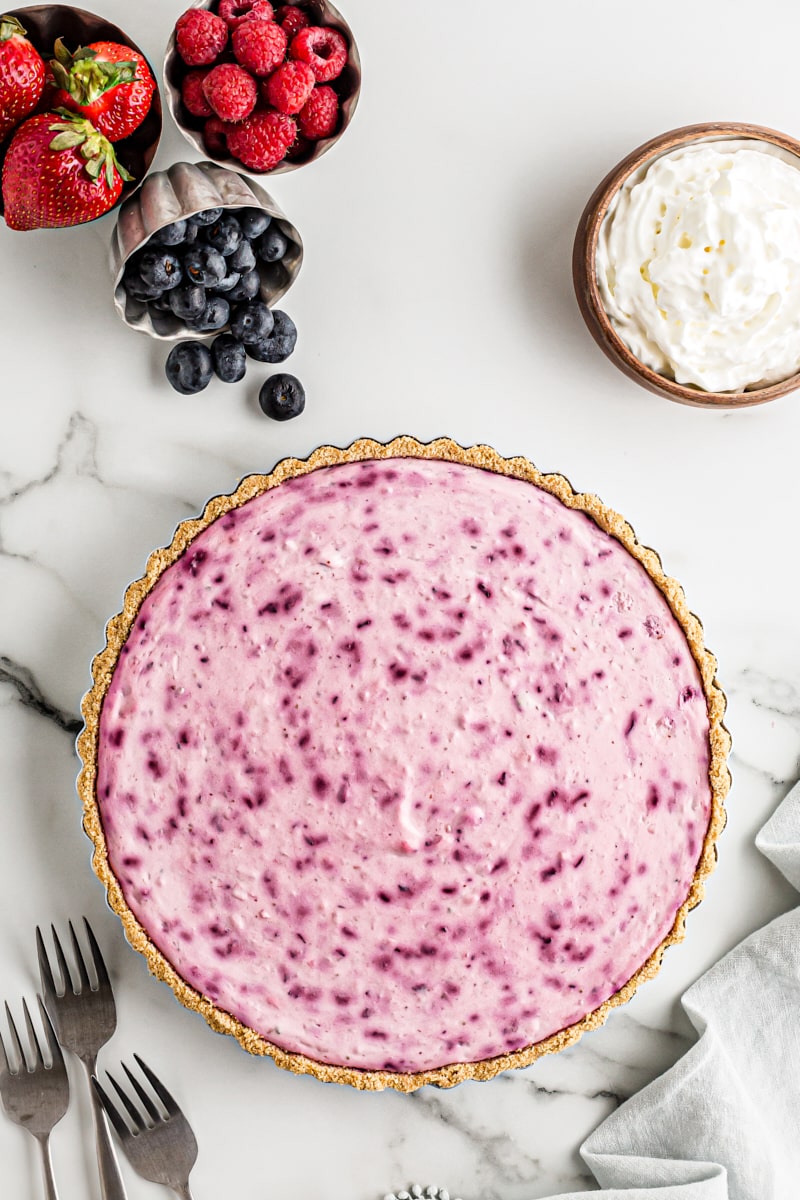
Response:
[83,1059,128,1200]
[36,1133,59,1200]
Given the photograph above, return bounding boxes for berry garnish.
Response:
[232,19,287,76]
[245,308,297,362]
[230,299,274,344]
[226,109,295,170]
[165,341,214,394]
[175,8,229,66]
[297,84,338,139]
[181,69,213,118]
[258,372,305,420]
[183,245,227,285]
[289,25,347,83]
[218,0,275,30]
[256,224,288,262]
[202,62,257,122]
[212,333,247,382]
[275,5,311,38]
[264,59,315,115]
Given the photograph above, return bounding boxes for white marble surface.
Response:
[1,1,800,1197]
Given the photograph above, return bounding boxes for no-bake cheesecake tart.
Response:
[78,437,729,1091]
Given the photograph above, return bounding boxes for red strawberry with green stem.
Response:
[0,14,46,140]
[49,38,156,142]
[2,108,132,230]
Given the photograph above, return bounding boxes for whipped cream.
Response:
[597,138,800,392]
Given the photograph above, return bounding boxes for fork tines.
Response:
[37,917,109,1000]
[96,1055,180,1135]
[0,996,61,1075]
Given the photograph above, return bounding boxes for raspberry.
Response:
[227,109,296,170]
[264,60,315,115]
[204,115,233,156]
[275,5,310,38]
[289,26,347,83]
[181,69,213,118]
[232,20,287,76]
[285,131,313,161]
[297,84,338,139]
[202,63,258,121]
[218,0,274,29]
[175,8,229,66]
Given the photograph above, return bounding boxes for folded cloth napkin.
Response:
[549,780,800,1200]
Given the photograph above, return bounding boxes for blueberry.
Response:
[205,213,243,257]
[139,249,183,291]
[183,246,227,287]
[165,342,214,395]
[212,333,247,383]
[230,300,274,345]
[245,309,297,363]
[211,270,242,294]
[226,269,261,302]
[169,283,207,321]
[187,296,230,333]
[151,293,173,313]
[230,239,256,274]
[158,219,189,246]
[239,208,271,241]
[189,207,223,226]
[123,275,163,302]
[256,225,288,263]
[258,373,305,421]
[184,222,200,245]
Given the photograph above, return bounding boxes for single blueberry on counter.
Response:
[165,342,214,394]
[212,334,247,383]
[169,283,207,321]
[256,225,288,263]
[239,207,271,241]
[259,373,305,421]
[245,310,297,363]
[231,301,274,345]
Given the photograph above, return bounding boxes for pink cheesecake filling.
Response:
[96,458,712,1072]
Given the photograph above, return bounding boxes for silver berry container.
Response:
[110,159,303,340]
[163,0,361,175]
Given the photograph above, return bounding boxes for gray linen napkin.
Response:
[552,780,800,1199]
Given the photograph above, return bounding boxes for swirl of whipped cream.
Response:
[596,138,800,392]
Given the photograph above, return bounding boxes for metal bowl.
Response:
[163,0,361,176]
[0,5,162,222]
[110,159,303,340]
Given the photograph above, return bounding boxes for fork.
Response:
[93,1055,199,1199]
[0,996,70,1200]
[37,919,128,1200]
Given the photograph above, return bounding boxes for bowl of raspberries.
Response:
[164,0,360,174]
[0,5,161,229]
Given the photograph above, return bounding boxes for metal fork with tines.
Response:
[36,918,128,1200]
[93,1055,199,1199]
[0,996,70,1200]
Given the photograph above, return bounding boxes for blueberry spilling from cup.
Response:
[121,206,304,418]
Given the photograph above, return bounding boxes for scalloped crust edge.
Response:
[77,436,731,1092]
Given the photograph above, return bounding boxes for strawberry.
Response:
[2,109,132,230]
[0,14,46,140]
[49,38,156,142]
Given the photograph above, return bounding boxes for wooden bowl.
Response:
[163,0,361,176]
[573,122,800,409]
[0,5,162,224]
